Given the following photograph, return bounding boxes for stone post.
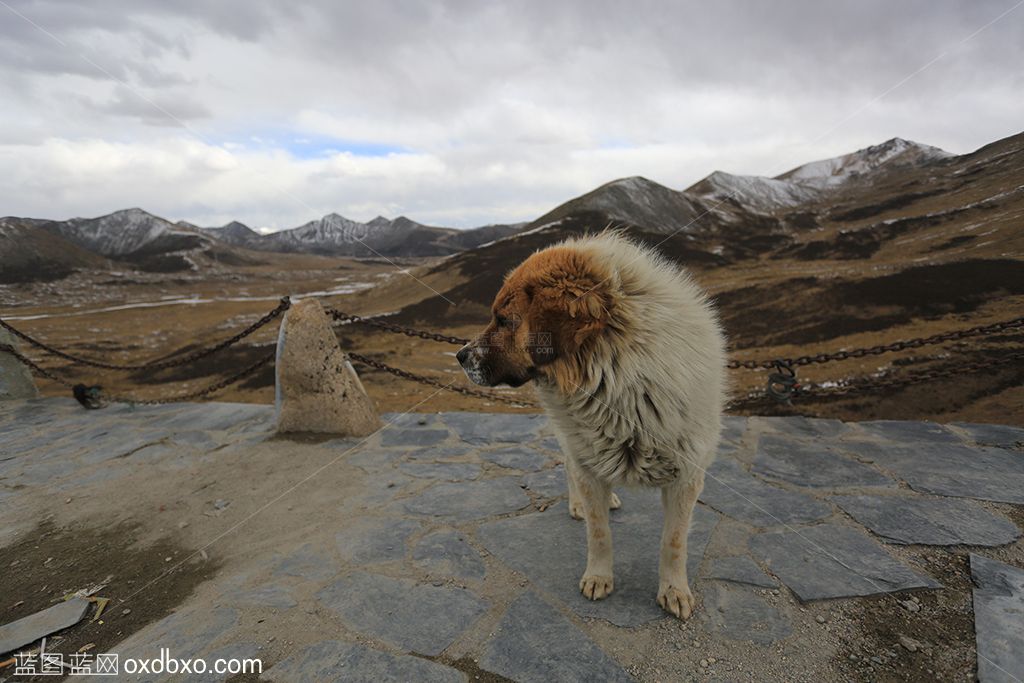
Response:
[274,298,381,435]
[0,328,39,401]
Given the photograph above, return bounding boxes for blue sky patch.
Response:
[230,130,405,158]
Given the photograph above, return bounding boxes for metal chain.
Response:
[726,316,1024,369]
[105,351,277,405]
[801,349,1024,400]
[0,297,290,371]
[327,306,1022,374]
[1,342,275,405]
[727,349,1024,409]
[347,351,536,407]
[326,308,470,345]
[0,343,77,388]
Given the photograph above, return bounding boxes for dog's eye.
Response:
[495,314,509,327]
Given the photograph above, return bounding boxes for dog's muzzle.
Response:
[456,344,488,386]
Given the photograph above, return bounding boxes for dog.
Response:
[457,231,726,619]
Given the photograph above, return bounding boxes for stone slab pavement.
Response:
[0,398,1022,681]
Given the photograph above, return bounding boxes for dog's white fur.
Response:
[534,233,727,617]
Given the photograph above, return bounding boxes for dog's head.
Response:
[457,245,616,391]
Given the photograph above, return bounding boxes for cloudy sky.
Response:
[0,0,1021,230]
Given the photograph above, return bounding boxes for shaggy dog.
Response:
[457,231,726,618]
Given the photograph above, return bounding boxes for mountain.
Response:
[685,171,821,213]
[0,207,529,281]
[687,138,954,212]
[776,137,954,188]
[529,176,729,236]
[41,208,209,257]
[0,217,109,283]
[200,214,527,257]
[437,223,527,250]
[198,221,264,250]
[12,208,270,275]
[370,132,1022,335]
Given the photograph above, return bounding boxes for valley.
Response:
[2,133,1021,425]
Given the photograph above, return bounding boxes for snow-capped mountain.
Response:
[43,208,211,257]
[688,138,954,212]
[246,214,524,256]
[686,171,821,213]
[776,138,953,188]
[264,214,421,254]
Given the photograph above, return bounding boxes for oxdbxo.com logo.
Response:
[121,649,263,677]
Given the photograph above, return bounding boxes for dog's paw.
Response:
[610,492,622,510]
[580,574,614,600]
[657,583,696,619]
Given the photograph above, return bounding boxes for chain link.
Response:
[326,308,470,345]
[0,297,290,371]
[1,342,275,406]
[726,316,1024,369]
[3,294,1020,412]
[327,305,1022,373]
[347,351,536,407]
[727,349,1024,409]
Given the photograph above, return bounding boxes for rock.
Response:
[334,517,420,564]
[757,416,849,440]
[899,599,920,613]
[0,597,90,654]
[413,529,487,580]
[832,494,1020,546]
[951,422,1024,450]
[264,640,464,683]
[839,441,1024,505]
[704,556,777,589]
[521,466,568,497]
[481,446,550,471]
[753,434,894,488]
[380,428,450,447]
[441,412,546,444]
[316,571,486,656]
[480,592,632,683]
[402,477,531,521]
[857,420,962,444]
[273,544,337,582]
[700,457,831,526]
[816,615,826,624]
[0,328,39,401]
[398,461,481,482]
[749,524,940,601]
[275,298,380,436]
[970,554,1024,683]
[700,583,792,644]
[898,635,921,652]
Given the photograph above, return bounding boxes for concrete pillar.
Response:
[0,328,39,401]
[274,298,380,436]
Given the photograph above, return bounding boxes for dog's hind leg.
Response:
[575,466,615,600]
[657,471,704,619]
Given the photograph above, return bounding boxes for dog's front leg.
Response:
[657,472,704,618]
[574,464,615,600]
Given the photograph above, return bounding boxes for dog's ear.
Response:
[528,250,616,358]
[561,281,611,348]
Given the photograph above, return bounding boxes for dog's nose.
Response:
[456,345,470,366]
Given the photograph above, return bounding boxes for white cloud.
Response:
[0,0,1021,229]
